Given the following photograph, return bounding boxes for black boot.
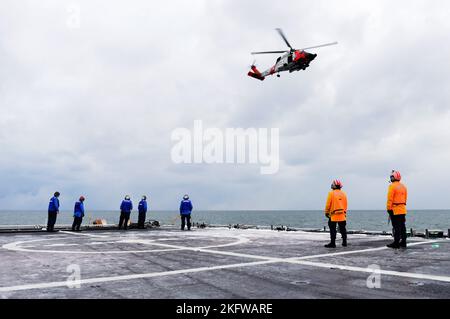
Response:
[387,242,400,249]
[324,243,336,248]
[399,241,407,248]
[342,240,347,247]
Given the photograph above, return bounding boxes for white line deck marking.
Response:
[117,236,442,263]
[291,240,440,260]
[0,260,275,293]
[289,260,450,283]
[1,245,449,293]
[59,231,109,238]
[0,230,448,293]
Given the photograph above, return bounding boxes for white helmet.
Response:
[183,194,189,200]
[125,195,131,200]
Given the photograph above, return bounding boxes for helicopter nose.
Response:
[311,54,317,60]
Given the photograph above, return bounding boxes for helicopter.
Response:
[248,28,338,81]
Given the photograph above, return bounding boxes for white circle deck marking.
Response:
[0,228,448,294]
[2,234,250,254]
[0,238,449,293]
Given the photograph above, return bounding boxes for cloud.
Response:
[0,0,449,210]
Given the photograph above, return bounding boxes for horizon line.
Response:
[0,209,449,212]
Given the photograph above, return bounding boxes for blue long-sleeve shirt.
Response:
[120,200,133,213]
[179,200,193,215]
[138,200,148,214]
[48,196,60,213]
[74,201,85,218]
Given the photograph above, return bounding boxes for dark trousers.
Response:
[181,215,191,230]
[389,212,407,244]
[47,211,58,232]
[119,211,131,229]
[138,212,146,228]
[329,219,347,244]
[72,217,83,231]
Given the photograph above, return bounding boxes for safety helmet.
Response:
[390,170,402,182]
[331,180,343,189]
[183,194,189,200]
[79,196,85,202]
[142,195,147,200]
[54,191,60,197]
[125,195,131,200]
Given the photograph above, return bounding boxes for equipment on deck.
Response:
[93,219,107,225]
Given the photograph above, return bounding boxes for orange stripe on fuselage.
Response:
[294,50,306,62]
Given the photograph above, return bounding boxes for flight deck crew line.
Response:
[386,170,408,249]
[45,170,408,247]
[118,195,133,230]
[324,180,348,248]
[47,192,60,232]
[180,194,193,231]
[72,196,85,232]
[138,196,148,229]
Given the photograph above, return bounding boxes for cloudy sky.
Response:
[1,0,450,211]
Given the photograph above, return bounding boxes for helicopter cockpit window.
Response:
[276,57,281,63]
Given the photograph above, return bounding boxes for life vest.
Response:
[48,197,59,213]
[387,182,407,215]
[180,200,193,215]
[120,200,133,213]
[325,190,348,222]
[73,201,84,218]
[138,200,147,213]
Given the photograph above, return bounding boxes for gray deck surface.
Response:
[0,226,449,299]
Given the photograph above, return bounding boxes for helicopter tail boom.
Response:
[248,65,265,81]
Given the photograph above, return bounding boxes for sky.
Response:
[1,0,450,211]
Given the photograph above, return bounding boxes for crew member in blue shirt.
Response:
[47,192,60,232]
[138,195,148,229]
[72,196,85,231]
[119,195,133,230]
[179,194,193,231]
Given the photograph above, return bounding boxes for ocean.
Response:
[0,210,448,232]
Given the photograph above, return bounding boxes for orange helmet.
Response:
[332,179,343,189]
[390,170,402,181]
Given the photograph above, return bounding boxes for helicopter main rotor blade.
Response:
[275,28,293,50]
[299,42,338,51]
[251,50,288,55]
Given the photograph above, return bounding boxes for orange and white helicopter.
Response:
[248,28,337,81]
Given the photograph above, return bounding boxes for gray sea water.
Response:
[0,210,448,232]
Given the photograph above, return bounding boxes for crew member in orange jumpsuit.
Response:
[386,170,408,249]
[324,180,348,248]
